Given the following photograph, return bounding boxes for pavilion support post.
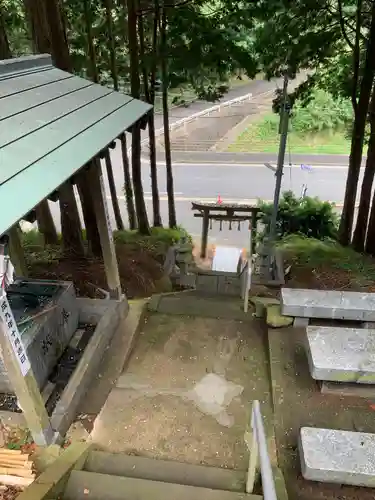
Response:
[90,160,122,300]
[251,211,258,256]
[8,225,28,277]
[200,210,209,259]
[0,295,54,446]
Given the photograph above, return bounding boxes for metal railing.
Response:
[246,400,277,500]
[139,92,253,151]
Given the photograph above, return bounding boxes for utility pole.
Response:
[269,74,290,241]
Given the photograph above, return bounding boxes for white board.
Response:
[0,292,30,377]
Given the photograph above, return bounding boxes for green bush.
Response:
[256,113,279,137]
[291,89,352,134]
[114,226,191,256]
[258,191,338,241]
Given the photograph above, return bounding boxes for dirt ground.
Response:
[269,326,375,500]
[90,312,273,470]
[27,242,165,299]
[284,262,375,292]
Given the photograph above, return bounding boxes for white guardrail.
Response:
[246,400,278,500]
[140,91,253,147]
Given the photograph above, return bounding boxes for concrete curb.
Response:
[51,297,128,436]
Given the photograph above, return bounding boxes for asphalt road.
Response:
[48,158,358,249]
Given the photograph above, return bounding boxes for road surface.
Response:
[48,158,358,249]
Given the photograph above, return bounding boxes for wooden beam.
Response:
[200,210,209,259]
[0,293,54,446]
[194,214,252,222]
[192,201,261,213]
[8,225,28,277]
[90,160,122,300]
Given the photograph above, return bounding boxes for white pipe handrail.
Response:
[168,92,253,133]
[139,92,253,149]
[246,400,277,500]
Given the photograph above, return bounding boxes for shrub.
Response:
[291,89,352,134]
[114,226,191,256]
[258,191,338,241]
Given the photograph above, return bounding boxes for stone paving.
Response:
[89,299,273,470]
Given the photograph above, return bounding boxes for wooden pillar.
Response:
[90,160,122,299]
[251,211,258,256]
[8,225,28,277]
[0,293,54,446]
[200,210,209,259]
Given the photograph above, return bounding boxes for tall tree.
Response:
[353,88,375,251]
[118,0,137,229]
[42,0,85,256]
[125,0,150,234]
[120,132,137,229]
[76,165,102,257]
[138,4,162,227]
[160,5,176,228]
[340,0,375,245]
[82,0,99,82]
[247,0,375,247]
[19,0,59,245]
[0,8,11,59]
[103,0,125,231]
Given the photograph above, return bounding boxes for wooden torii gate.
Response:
[191,201,261,258]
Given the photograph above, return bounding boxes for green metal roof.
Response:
[0,54,152,236]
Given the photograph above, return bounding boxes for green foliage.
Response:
[3,0,255,100]
[291,89,352,134]
[114,226,191,255]
[1,0,30,55]
[258,191,338,241]
[273,89,352,134]
[278,234,375,287]
[21,230,62,264]
[228,90,353,154]
[21,226,191,264]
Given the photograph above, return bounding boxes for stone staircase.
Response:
[63,451,262,500]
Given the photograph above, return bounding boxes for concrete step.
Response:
[299,427,375,487]
[306,326,375,383]
[281,288,375,321]
[64,470,262,500]
[84,451,246,492]
[149,290,253,321]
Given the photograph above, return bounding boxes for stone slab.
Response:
[196,274,219,293]
[306,326,375,383]
[321,381,375,398]
[85,451,246,492]
[281,288,375,321]
[299,427,375,487]
[217,275,241,296]
[65,471,261,500]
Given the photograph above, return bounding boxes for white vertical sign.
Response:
[0,292,30,377]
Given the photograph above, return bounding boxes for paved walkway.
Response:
[87,296,273,469]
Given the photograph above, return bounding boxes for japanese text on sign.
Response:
[0,292,30,377]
